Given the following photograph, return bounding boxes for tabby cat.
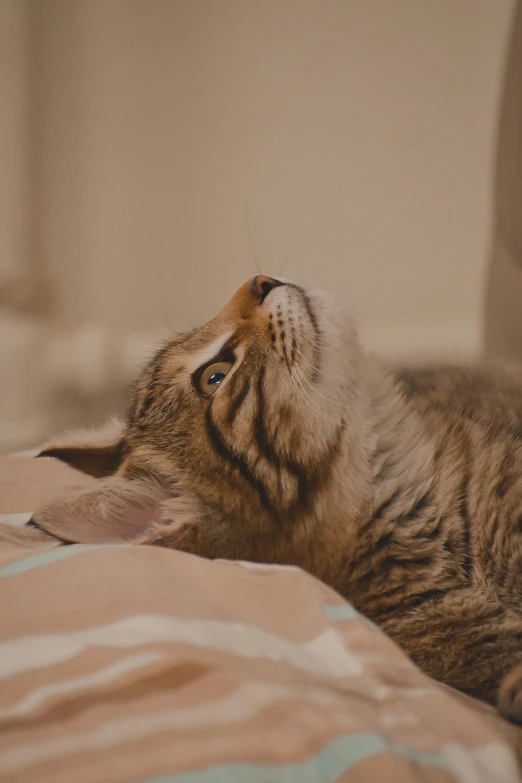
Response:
[28,275,522,723]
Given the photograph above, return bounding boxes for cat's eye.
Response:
[197,361,233,396]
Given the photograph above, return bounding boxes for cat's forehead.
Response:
[162,320,236,368]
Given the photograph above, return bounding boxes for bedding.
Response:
[0,454,521,783]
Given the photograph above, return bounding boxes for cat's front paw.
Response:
[498,663,522,724]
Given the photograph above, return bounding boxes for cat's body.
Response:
[356,364,522,707]
[26,276,522,721]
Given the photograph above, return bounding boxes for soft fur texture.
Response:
[30,276,522,722]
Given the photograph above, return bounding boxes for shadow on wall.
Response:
[484,0,522,362]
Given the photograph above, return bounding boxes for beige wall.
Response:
[0,0,31,289]
[0,0,516,449]
[37,0,513,350]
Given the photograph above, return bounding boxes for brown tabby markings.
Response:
[31,276,522,723]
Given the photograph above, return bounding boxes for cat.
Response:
[27,274,522,723]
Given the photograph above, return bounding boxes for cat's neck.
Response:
[324,355,435,530]
[363,357,435,518]
[297,356,435,586]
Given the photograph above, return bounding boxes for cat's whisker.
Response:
[286,365,331,430]
[285,358,316,406]
[288,365,319,413]
[289,364,348,431]
[294,357,347,398]
[293,346,346,386]
[293,346,321,373]
[292,362,344,410]
[244,202,262,275]
[292,332,324,351]
[276,225,286,278]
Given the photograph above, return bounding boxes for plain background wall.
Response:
[0,0,517,449]
[37,0,513,352]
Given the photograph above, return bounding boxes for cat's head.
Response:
[32,276,369,547]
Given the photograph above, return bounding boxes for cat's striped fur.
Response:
[31,276,522,722]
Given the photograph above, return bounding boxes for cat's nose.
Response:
[250,275,283,303]
[223,275,284,318]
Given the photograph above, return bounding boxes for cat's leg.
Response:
[378,586,522,717]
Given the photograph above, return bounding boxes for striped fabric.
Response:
[0,456,521,783]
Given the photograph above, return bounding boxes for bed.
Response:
[0,453,521,783]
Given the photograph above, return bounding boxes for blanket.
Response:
[0,454,521,783]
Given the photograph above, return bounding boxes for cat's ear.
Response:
[37,417,125,478]
[30,476,173,544]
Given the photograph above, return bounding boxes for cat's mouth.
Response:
[262,281,323,383]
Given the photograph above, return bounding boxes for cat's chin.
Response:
[307,289,359,366]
